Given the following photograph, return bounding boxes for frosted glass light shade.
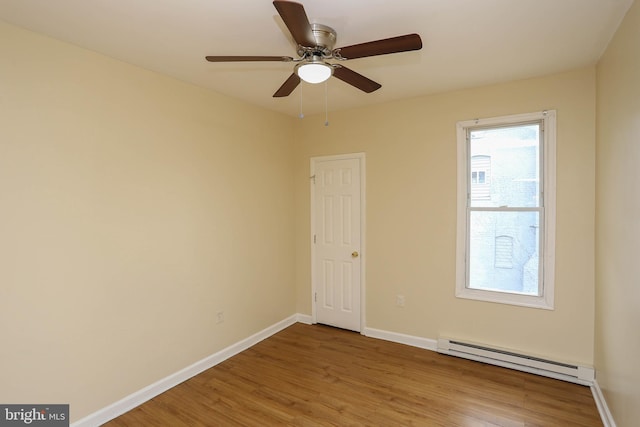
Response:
[296,62,332,84]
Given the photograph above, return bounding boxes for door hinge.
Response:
[314,292,317,302]
[313,234,316,244]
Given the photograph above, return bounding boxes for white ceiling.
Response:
[0,0,633,117]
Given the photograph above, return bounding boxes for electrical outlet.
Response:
[216,311,224,324]
[396,295,405,307]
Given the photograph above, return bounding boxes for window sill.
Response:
[455,287,554,310]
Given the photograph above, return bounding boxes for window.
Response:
[494,236,514,269]
[456,111,556,309]
[470,155,491,200]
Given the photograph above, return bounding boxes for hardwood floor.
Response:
[104,323,602,426]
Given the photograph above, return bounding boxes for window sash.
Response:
[467,120,543,209]
[465,207,544,296]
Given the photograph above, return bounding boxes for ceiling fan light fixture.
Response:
[296,61,333,84]
[206,2,423,98]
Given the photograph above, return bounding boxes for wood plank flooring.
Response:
[104,323,602,426]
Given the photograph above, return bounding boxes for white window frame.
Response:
[455,111,556,310]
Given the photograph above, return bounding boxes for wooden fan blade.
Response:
[273,73,301,97]
[205,56,293,62]
[273,1,316,47]
[336,34,422,60]
[333,66,381,93]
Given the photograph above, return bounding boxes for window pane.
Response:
[469,124,540,208]
[468,210,540,295]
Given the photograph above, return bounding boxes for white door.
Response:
[311,154,363,332]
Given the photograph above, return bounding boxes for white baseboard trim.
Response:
[362,327,438,351]
[296,313,313,325]
[592,379,616,427]
[71,314,299,427]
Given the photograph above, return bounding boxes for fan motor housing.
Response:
[306,23,337,56]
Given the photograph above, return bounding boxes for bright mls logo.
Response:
[0,405,68,426]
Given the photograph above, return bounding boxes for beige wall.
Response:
[0,22,296,422]
[596,0,640,425]
[295,67,596,366]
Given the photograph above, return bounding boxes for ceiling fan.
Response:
[205,0,423,98]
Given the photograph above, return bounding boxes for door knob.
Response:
[352,251,359,258]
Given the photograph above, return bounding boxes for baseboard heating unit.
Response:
[437,338,594,386]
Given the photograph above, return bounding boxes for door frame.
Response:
[310,152,366,332]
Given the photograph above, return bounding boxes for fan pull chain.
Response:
[324,80,329,126]
[299,84,304,119]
